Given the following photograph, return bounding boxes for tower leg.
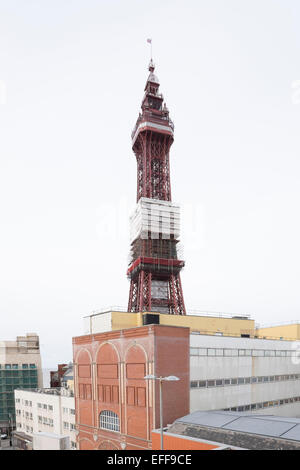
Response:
[128,271,152,312]
[169,274,186,315]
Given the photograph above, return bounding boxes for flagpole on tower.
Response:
[147,38,152,60]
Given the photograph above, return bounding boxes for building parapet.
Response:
[16,387,74,397]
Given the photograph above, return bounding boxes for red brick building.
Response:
[50,363,67,388]
[73,324,190,450]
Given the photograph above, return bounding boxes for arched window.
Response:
[99,410,120,432]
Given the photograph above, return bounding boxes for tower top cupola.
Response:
[145,59,160,89]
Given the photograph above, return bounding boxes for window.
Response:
[48,405,53,411]
[190,381,198,388]
[198,349,207,356]
[63,421,69,430]
[264,350,275,357]
[207,349,216,356]
[190,348,199,356]
[70,409,75,415]
[224,349,238,357]
[99,410,120,433]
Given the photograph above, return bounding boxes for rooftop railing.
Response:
[85,306,252,320]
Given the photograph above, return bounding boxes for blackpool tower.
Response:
[127,59,186,315]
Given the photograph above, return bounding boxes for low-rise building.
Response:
[14,388,77,450]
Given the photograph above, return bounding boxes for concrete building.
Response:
[256,321,300,341]
[14,388,77,450]
[0,333,43,434]
[190,333,300,416]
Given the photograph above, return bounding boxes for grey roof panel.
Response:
[176,411,300,441]
[177,411,241,428]
[280,424,300,441]
[223,417,295,437]
[252,416,300,424]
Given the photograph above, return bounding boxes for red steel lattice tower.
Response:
[127,60,186,315]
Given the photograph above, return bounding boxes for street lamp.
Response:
[144,374,180,450]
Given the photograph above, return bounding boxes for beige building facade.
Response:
[14,388,77,450]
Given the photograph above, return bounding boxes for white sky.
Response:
[0,0,299,368]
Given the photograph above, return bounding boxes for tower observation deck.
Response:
[127,59,186,315]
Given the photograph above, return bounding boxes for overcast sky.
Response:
[0,0,300,368]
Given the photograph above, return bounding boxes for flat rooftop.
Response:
[169,410,300,449]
